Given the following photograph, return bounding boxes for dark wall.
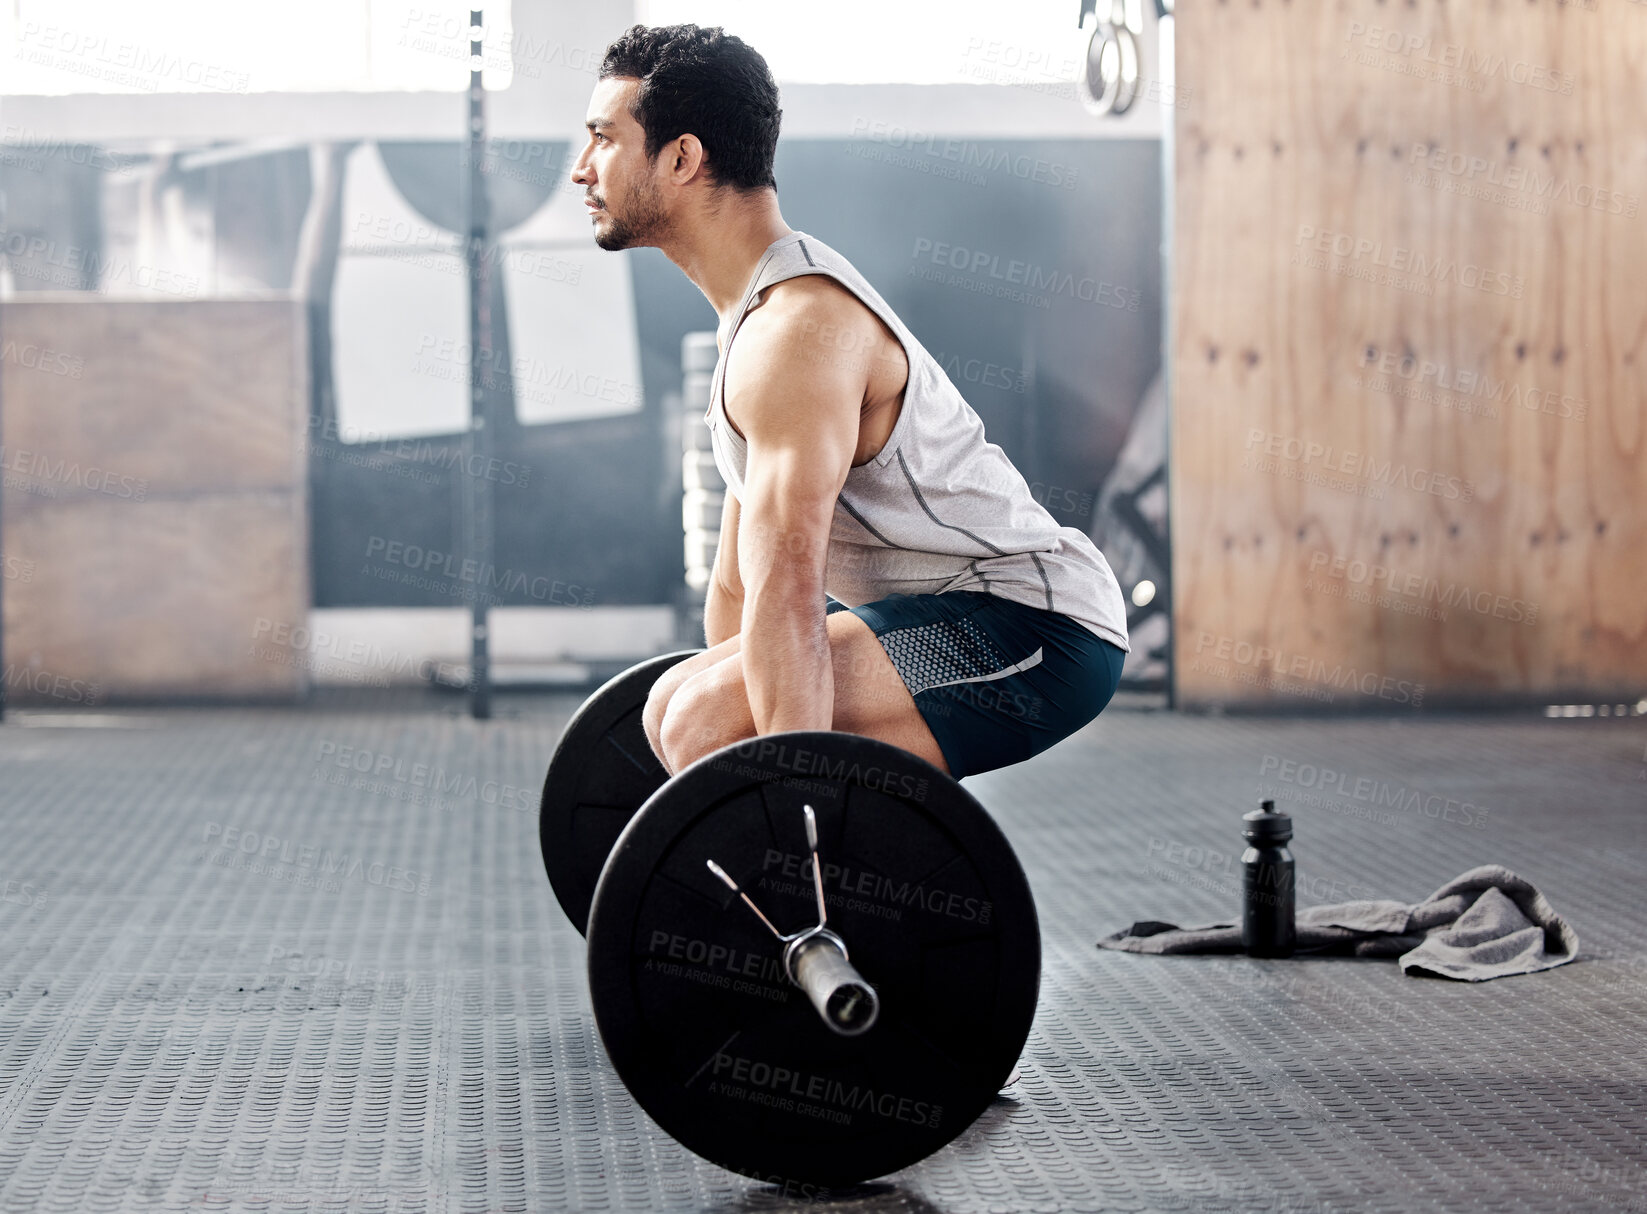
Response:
[1,134,1162,611]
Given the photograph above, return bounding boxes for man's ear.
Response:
[671,134,710,183]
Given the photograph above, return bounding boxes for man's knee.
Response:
[658,669,738,774]
[642,679,673,757]
[644,645,728,759]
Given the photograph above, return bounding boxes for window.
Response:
[3,0,514,95]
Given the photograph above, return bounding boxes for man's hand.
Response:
[725,278,871,734]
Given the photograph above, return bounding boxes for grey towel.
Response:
[1097,865,1579,981]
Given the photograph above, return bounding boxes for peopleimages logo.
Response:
[1,338,85,377]
[1342,20,1576,94]
[0,879,48,909]
[414,336,638,412]
[0,125,127,175]
[850,118,1080,190]
[728,737,929,801]
[1294,225,1523,297]
[1258,755,1492,829]
[16,21,252,93]
[2,555,36,582]
[929,350,1032,395]
[709,1052,942,1131]
[1306,550,1539,626]
[910,238,1140,311]
[362,537,595,608]
[200,822,430,896]
[1243,428,1474,502]
[1191,631,1425,706]
[1355,349,1587,422]
[0,444,147,501]
[760,847,992,924]
[0,232,201,296]
[1405,142,1638,218]
[312,741,537,814]
[2,663,102,705]
[397,9,604,80]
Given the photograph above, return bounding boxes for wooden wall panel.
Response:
[1171,0,1647,709]
[5,495,308,700]
[3,298,309,701]
[3,299,306,496]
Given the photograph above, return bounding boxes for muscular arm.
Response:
[703,491,742,647]
[727,284,867,734]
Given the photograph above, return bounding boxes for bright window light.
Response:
[3,0,514,95]
[635,0,1088,86]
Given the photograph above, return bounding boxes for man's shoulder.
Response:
[744,272,876,342]
[727,273,885,397]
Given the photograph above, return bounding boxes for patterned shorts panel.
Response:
[839,590,1126,778]
[878,617,1017,697]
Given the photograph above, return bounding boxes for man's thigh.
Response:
[827,611,950,771]
[843,591,1126,778]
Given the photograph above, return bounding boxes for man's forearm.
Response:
[703,575,743,647]
[742,586,832,734]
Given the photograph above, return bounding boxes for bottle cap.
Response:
[1242,798,1292,843]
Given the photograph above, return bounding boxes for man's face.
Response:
[572,77,670,251]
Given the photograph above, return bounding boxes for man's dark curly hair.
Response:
[599,24,782,192]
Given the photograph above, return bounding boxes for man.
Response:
[573,24,1130,781]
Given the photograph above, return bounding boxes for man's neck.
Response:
[661,195,794,322]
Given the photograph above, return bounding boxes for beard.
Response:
[592,176,670,251]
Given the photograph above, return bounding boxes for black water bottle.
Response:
[1242,800,1295,958]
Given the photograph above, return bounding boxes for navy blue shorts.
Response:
[828,591,1126,778]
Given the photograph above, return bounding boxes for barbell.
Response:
[538,652,1042,1189]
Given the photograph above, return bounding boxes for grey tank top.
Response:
[707,231,1130,652]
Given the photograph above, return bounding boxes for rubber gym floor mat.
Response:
[0,702,1643,1212]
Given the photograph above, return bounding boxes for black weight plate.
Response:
[540,650,702,935]
[586,731,1041,1190]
